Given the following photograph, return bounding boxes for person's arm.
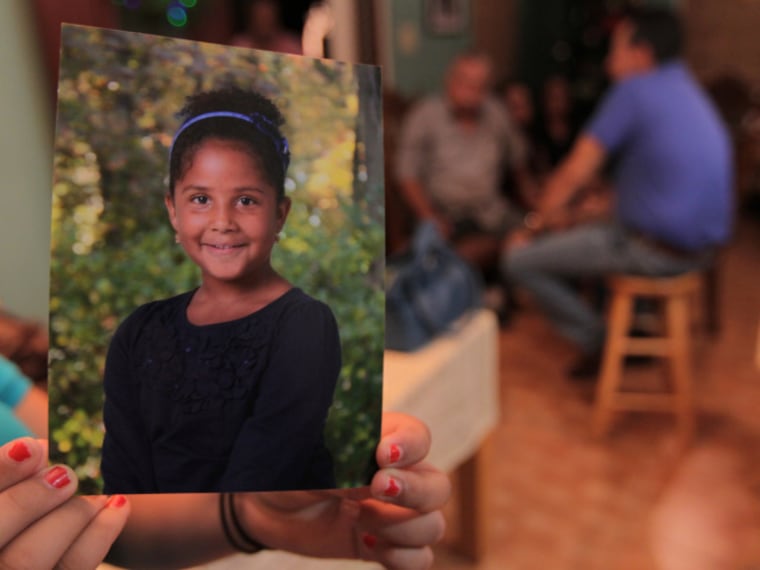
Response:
[221,299,341,491]
[0,403,33,442]
[12,387,47,437]
[397,179,453,238]
[533,80,635,229]
[538,134,607,215]
[504,135,606,249]
[564,178,614,227]
[109,492,232,568]
[397,178,438,222]
[108,412,450,570]
[0,355,46,438]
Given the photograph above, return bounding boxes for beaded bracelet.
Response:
[219,492,267,554]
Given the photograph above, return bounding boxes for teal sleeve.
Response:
[0,355,32,408]
[0,402,32,444]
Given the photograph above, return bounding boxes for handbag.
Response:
[385,222,483,351]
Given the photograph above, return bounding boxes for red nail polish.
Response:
[106,495,127,509]
[389,444,401,464]
[8,441,31,462]
[44,466,71,489]
[362,532,377,549]
[383,477,400,497]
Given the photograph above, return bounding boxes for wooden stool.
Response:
[592,272,702,441]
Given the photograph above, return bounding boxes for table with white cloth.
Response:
[382,308,500,561]
[101,309,500,570]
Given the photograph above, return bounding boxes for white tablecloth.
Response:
[383,309,500,472]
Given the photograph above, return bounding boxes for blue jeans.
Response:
[501,222,714,353]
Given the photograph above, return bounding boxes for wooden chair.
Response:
[592,272,703,442]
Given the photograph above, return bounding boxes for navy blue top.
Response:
[586,61,733,251]
[101,288,341,493]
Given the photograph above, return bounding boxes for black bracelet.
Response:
[219,492,267,554]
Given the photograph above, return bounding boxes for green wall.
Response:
[0,0,53,323]
[388,0,474,97]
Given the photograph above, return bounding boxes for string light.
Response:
[116,0,199,29]
[166,0,197,28]
[167,5,188,27]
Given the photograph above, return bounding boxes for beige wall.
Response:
[0,0,53,323]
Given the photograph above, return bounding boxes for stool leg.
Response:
[703,264,720,336]
[665,293,695,443]
[593,292,633,437]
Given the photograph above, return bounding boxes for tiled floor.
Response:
[434,215,760,570]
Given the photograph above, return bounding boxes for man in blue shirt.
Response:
[502,7,733,378]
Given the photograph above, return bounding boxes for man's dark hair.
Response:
[624,6,683,63]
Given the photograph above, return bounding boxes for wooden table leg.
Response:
[451,436,490,562]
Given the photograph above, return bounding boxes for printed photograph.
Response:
[49,24,384,494]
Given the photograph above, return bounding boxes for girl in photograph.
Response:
[100,86,342,493]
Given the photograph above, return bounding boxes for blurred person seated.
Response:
[502,6,733,379]
[230,0,302,55]
[535,73,581,172]
[500,79,535,134]
[497,77,545,208]
[396,51,535,320]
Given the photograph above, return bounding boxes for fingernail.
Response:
[106,495,127,509]
[389,444,401,464]
[8,441,31,462]
[383,477,401,497]
[361,532,377,549]
[44,466,71,489]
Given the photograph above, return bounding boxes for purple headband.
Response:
[170,111,290,172]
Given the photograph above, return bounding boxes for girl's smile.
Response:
[203,242,247,253]
[165,138,290,288]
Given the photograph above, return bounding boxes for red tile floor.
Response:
[434,216,760,570]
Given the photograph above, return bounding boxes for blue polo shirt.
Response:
[586,61,733,251]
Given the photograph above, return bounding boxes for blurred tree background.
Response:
[49,25,384,494]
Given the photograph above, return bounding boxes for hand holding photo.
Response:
[49,25,385,494]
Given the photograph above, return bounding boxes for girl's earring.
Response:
[175,233,180,244]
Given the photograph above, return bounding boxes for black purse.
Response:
[385,222,483,351]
